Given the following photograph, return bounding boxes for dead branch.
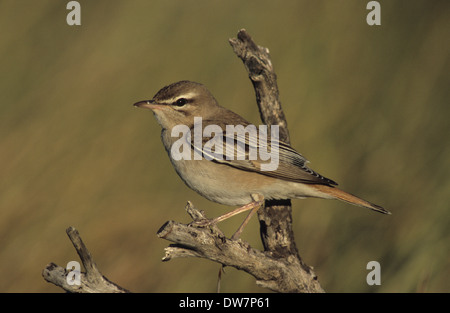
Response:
[42,227,129,293]
[159,202,323,292]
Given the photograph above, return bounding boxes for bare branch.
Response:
[229,29,289,143]
[42,227,129,293]
[158,203,324,293]
[229,28,319,277]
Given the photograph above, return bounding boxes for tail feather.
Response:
[313,185,391,215]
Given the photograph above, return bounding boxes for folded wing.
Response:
[190,119,337,186]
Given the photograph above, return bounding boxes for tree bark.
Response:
[158,202,323,293]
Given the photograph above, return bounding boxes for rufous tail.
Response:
[313,185,391,215]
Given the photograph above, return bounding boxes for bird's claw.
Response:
[189,218,216,228]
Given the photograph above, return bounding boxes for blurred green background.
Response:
[0,0,448,293]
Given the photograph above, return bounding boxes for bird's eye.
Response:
[174,98,188,107]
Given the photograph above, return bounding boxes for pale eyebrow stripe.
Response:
[161,92,198,104]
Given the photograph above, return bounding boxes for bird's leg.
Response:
[191,201,258,226]
[191,195,264,239]
[231,194,264,240]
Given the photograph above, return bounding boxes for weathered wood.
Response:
[228,29,322,290]
[158,202,323,293]
[42,227,129,293]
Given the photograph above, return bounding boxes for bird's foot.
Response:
[188,217,217,228]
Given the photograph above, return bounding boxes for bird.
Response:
[134,81,390,239]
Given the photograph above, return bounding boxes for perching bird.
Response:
[134,81,390,238]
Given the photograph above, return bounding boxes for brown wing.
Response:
[190,115,337,186]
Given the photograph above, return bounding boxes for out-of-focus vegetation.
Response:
[0,1,448,292]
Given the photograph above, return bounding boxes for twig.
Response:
[42,227,129,293]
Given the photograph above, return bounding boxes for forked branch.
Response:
[159,202,323,293]
[42,227,129,293]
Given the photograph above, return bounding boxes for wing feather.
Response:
[189,116,337,186]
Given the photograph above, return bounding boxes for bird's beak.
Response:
[133,100,165,110]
